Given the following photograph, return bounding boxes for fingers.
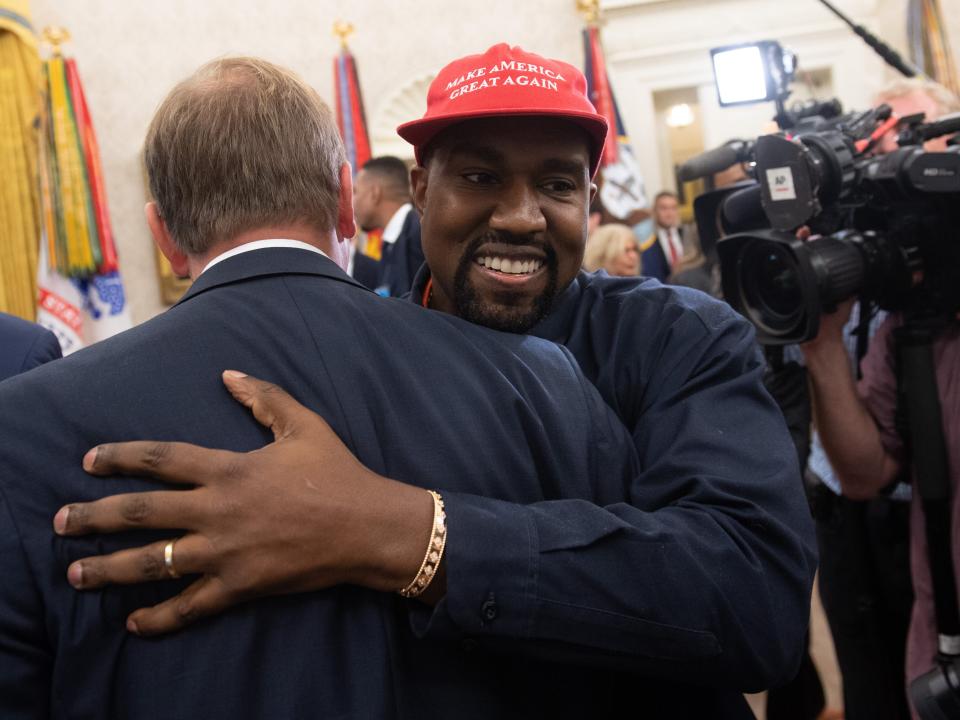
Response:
[66,534,207,590]
[54,490,202,536]
[126,575,233,636]
[83,440,238,485]
[221,370,317,441]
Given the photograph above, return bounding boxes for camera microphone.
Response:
[678,140,753,182]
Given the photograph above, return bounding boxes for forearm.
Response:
[805,341,900,498]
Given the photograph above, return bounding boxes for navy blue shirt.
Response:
[411,269,817,712]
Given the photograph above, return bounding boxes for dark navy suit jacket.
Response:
[0,312,61,381]
[639,229,672,282]
[0,248,643,719]
[377,208,424,297]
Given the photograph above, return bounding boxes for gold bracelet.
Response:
[398,490,447,598]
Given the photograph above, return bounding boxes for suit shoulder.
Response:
[0,313,62,379]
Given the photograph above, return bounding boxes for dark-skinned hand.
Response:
[54,371,438,636]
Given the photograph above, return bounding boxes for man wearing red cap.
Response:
[56,45,815,718]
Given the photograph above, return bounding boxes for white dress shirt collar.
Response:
[381,203,413,245]
[200,239,330,276]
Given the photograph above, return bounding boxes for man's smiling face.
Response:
[412,116,594,333]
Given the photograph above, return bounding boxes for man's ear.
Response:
[369,178,383,206]
[410,165,428,216]
[336,163,357,241]
[588,182,598,205]
[146,202,189,277]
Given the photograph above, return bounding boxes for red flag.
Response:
[334,47,371,173]
[582,25,648,221]
[585,26,619,166]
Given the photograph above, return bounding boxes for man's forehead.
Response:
[430,117,591,168]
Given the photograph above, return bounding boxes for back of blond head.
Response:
[144,57,346,254]
[874,77,960,117]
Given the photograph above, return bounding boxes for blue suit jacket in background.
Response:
[0,311,61,381]
[0,248,643,719]
[377,208,424,297]
[350,248,383,290]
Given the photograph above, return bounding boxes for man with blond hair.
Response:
[0,56,639,718]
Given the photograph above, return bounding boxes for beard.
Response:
[451,232,559,334]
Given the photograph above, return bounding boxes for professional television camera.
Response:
[691,103,960,720]
[704,108,960,345]
[683,14,960,716]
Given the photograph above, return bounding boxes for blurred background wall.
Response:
[28,0,960,324]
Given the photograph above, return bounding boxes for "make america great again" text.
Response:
[446,60,567,99]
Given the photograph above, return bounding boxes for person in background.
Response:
[582,223,640,276]
[639,190,685,282]
[0,311,61,381]
[667,224,716,296]
[804,77,959,720]
[345,236,383,291]
[352,155,424,297]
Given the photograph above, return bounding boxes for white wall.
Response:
[28,0,959,324]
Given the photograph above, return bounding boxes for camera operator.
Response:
[802,79,960,720]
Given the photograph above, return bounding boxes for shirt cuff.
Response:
[407,490,537,641]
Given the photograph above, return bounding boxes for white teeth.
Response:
[475,256,543,275]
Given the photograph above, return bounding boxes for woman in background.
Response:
[583,223,641,276]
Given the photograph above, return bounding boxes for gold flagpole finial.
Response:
[332,20,355,49]
[41,26,72,57]
[576,0,602,26]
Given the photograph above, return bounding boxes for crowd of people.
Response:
[0,39,957,720]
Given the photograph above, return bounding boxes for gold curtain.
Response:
[0,0,41,320]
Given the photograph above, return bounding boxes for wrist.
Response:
[398,490,447,599]
[801,335,846,377]
[351,476,436,593]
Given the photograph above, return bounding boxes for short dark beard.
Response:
[451,233,559,333]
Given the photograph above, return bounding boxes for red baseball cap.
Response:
[397,44,608,177]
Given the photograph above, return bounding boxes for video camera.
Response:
[681,40,960,345]
[711,111,960,344]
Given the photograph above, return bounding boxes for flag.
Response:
[0,0,42,320]
[333,38,381,259]
[907,0,959,95]
[36,43,131,355]
[334,42,372,175]
[582,25,648,223]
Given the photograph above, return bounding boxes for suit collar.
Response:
[174,247,370,308]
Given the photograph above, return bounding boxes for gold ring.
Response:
[163,539,181,579]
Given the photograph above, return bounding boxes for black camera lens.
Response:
[740,242,803,333]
